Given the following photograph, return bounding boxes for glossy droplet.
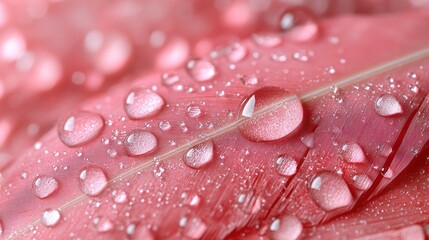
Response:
[240,75,258,85]
[158,120,171,131]
[339,142,366,163]
[377,144,393,157]
[300,133,314,148]
[78,165,108,196]
[238,86,303,142]
[309,171,353,211]
[270,215,303,240]
[252,34,282,48]
[32,176,59,199]
[382,167,394,179]
[375,95,403,117]
[124,88,165,120]
[183,140,214,169]
[275,155,298,176]
[280,7,319,42]
[93,216,114,233]
[125,130,158,156]
[182,217,207,239]
[186,105,202,118]
[352,174,373,190]
[41,209,61,227]
[186,59,216,82]
[112,190,128,204]
[161,73,180,86]
[57,111,104,147]
[226,43,247,62]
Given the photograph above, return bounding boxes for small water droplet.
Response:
[127,223,136,235]
[124,88,165,120]
[409,84,419,94]
[252,34,282,48]
[112,190,128,203]
[181,192,201,207]
[309,171,353,211]
[158,120,171,131]
[339,143,366,163]
[78,165,108,196]
[326,66,336,74]
[375,95,403,117]
[292,51,309,62]
[377,144,393,157]
[238,86,303,142]
[271,53,287,62]
[186,105,202,118]
[182,217,207,239]
[186,59,216,82]
[57,111,104,147]
[41,209,61,227]
[183,140,214,169]
[161,73,180,86]
[352,174,373,190]
[225,43,247,62]
[125,130,158,156]
[32,176,59,199]
[93,216,114,233]
[240,75,258,85]
[270,219,280,231]
[270,215,303,240]
[275,155,298,176]
[408,72,417,79]
[381,167,394,179]
[107,148,117,158]
[280,7,319,42]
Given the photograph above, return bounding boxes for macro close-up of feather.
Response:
[1,0,429,239]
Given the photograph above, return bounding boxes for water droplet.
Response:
[252,34,282,48]
[125,130,158,157]
[182,217,207,239]
[377,144,393,157]
[186,105,202,118]
[41,209,61,227]
[124,88,165,120]
[240,75,258,85]
[78,165,108,196]
[127,223,136,235]
[238,86,303,142]
[381,167,394,179]
[93,216,114,233]
[225,43,247,62]
[375,95,403,117]
[57,111,104,147]
[32,176,59,199]
[183,140,214,169]
[409,84,419,94]
[292,51,309,62]
[280,7,319,42]
[112,190,128,204]
[186,59,216,82]
[275,155,298,176]
[408,72,417,79]
[158,120,171,131]
[270,219,280,231]
[309,171,353,211]
[352,174,373,190]
[339,143,366,163]
[161,73,180,86]
[181,192,201,207]
[300,133,314,148]
[270,215,303,240]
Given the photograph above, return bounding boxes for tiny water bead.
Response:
[125,130,158,156]
[78,165,108,196]
[183,140,214,169]
[339,142,366,163]
[186,59,216,82]
[352,174,373,190]
[309,171,353,211]
[186,105,202,118]
[161,73,180,86]
[375,94,403,117]
[124,88,165,120]
[279,7,319,42]
[93,216,114,233]
[41,209,61,227]
[240,75,258,85]
[252,34,282,48]
[158,120,171,131]
[238,86,303,142]
[32,176,59,199]
[270,215,303,240]
[57,111,104,147]
[275,155,298,176]
[181,216,208,239]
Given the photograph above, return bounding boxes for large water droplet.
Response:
[352,174,373,190]
[125,130,158,156]
[275,155,298,176]
[238,86,303,142]
[339,142,366,163]
[78,165,108,196]
[124,88,165,120]
[270,215,303,240]
[375,95,403,117]
[57,111,104,147]
[41,209,61,227]
[32,176,59,199]
[280,7,319,42]
[186,59,216,82]
[183,140,214,169]
[309,171,353,211]
[181,217,207,239]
